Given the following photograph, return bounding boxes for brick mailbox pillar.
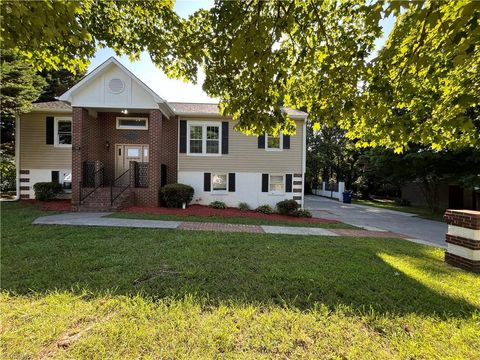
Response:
[444,210,480,273]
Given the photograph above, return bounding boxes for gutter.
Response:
[1,115,21,202]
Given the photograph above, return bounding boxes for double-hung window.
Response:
[54,117,72,147]
[269,175,284,192]
[266,132,282,150]
[212,174,227,191]
[188,122,221,155]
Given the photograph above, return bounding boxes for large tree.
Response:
[37,68,87,103]
[0,51,46,148]
[2,0,479,150]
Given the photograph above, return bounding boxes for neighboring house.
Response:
[402,182,479,211]
[16,57,307,211]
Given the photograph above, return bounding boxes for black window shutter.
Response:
[283,134,290,149]
[228,173,235,192]
[285,174,293,192]
[51,171,59,183]
[46,117,54,144]
[258,134,265,149]
[179,120,187,153]
[262,174,269,192]
[222,122,229,154]
[204,172,211,191]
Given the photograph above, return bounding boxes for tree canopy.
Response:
[1,0,479,150]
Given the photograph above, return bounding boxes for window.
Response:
[63,173,72,191]
[127,148,140,157]
[269,175,284,192]
[189,125,203,153]
[206,126,220,154]
[116,117,148,130]
[187,122,221,155]
[212,174,227,191]
[54,117,72,147]
[266,132,282,150]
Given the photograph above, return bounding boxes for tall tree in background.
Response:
[0,51,46,150]
[306,125,359,191]
[0,51,46,192]
[37,68,87,102]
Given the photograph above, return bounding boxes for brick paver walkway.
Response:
[33,212,441,247]
[179,221,264,233]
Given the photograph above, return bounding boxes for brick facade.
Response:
[72,108,178,209]
[444,209,480,274]
[444,209,480,230]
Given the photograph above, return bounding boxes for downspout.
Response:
[301,118,307,209]
[2,115,21,202]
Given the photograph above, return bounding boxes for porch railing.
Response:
[79,166,105,203]
[111,169,130,206]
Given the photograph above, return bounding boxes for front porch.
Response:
[71,108,177,211]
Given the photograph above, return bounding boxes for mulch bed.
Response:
[121,204,340,224]
[36,200,72,212]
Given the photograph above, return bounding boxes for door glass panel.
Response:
[127,148,140,157]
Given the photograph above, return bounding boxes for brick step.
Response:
[78,187,133,212]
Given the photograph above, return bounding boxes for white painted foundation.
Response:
[20,168,72,199]
[178,171,302,209]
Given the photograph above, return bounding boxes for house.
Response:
[16,57,307,211]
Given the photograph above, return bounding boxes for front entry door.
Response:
[115,144,149,185]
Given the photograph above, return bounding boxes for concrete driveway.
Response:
[305,195,447,248]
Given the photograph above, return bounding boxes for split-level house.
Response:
[16,57,307,211]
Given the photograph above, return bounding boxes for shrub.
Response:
[238,202,250,211]
[276,199,300,215]
[256,204,273,214]
[293,209,313,218]
[209,201,226,209]
[33,182,63,201]
[160,183,194,208]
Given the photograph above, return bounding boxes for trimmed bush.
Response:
[276,199,300,215]
[293,209,312,218]
[209,201,227,209]
[238,202,250,211]
[256,204,273,214]
[160,183,194,208]
[33,182,63,201]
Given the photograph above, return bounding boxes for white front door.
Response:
[115,144,149,184]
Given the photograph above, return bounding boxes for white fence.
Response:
[312,181,345,201]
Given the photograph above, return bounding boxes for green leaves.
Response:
[2,0,478,150]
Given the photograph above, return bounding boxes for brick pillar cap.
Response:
[445,209,480,217]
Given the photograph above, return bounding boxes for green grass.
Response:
[108,211,359,229]
[354,199,445,222]
[1,202,479,359]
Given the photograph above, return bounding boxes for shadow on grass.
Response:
[1,202,479,319]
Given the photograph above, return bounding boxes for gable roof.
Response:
[58,57,165,104]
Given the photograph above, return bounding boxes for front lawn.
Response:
[109,211,358,229]
[1,202,479,359]
[354,198,445,222]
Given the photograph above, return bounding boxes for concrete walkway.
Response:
[305,195,447,248]
[32,212,427,242]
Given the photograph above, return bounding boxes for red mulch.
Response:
[37,200,72,211]
[121,204,340,224]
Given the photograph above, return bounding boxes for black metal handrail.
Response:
[111,169,130,206]
[79,166,105,202]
